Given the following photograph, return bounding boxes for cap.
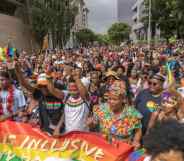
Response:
[151,73,165,82]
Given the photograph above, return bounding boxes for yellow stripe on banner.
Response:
[0,144,94,161]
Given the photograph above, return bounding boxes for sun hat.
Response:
[105,70,120,80]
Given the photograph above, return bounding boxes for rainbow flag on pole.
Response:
[0,47,16,63]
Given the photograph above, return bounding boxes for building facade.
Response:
[117,0,136,25]
[67,0,89,48]
[131,0,146,42]
[72,0,89,32]
[0,0,38,51]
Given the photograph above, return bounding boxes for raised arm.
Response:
[47,78,64,100]
[72,69,89,100]
[15,61,35,92]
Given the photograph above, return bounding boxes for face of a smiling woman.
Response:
[152,150,184,161]
[108,94,123,111]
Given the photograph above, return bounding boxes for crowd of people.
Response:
[0,41,184,160]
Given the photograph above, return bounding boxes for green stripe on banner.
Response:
[0,153,23,161]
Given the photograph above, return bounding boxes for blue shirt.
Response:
[135,89,162,134]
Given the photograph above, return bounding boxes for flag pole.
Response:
[147,0,152,51]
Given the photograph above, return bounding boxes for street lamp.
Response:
[147,0,151,51]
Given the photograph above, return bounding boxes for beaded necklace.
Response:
[0,86,14,115]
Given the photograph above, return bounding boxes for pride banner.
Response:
[0,121,133,161]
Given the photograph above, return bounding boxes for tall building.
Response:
[67,0,89,48]
[117,0,136,25]
[72,0,89,32]
[82,7,89,28]
[132,0,146,41]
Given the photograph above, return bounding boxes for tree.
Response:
[175,0,184,38]
[30,0,77,48]
[143,0,184,40]
[95,34,110,45]
[75,28,96,46]
[107,22,131,45]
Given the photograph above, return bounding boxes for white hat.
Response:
[37,73,48,86]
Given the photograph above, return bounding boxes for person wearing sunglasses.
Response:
[135,74,165,135]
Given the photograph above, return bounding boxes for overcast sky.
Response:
[85,0,117,34]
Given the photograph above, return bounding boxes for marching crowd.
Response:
[0,41,184,161]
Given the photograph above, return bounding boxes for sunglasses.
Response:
[148,81,158,87]
[162,100,177,106]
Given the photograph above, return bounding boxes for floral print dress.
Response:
[93,103,142,142]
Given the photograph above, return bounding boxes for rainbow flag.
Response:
[166,62,175,87]
[0,121,133,161]
[0,47,16,62]
[127,149,145,161]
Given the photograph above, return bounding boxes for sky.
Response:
[85,0,117,34]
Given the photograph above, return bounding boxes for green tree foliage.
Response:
[75,28,96,46]
[95,34,110,45]
[31,0,77,48]
[143,0,184,39]
[107,23,131,45]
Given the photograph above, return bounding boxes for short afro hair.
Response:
[143,119,184,158]
[0,71,11,79]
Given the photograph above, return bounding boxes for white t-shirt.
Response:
[0,87,26,115]
[64,96,89,133]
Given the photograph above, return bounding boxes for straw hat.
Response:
[105,70,120,80]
